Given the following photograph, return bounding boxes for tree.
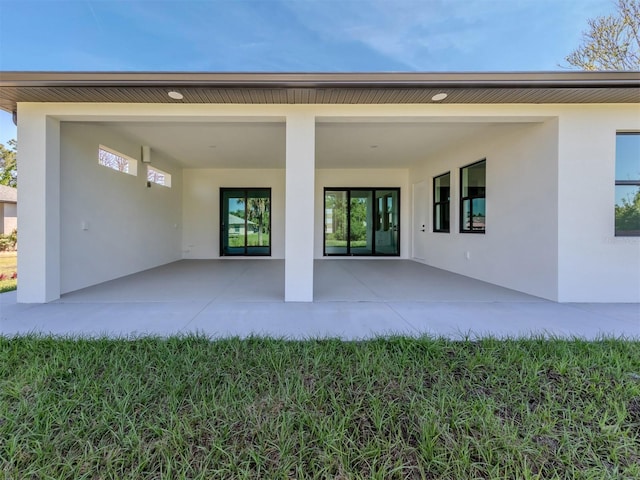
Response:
[99,147,129,173]
[0,139,17,188]
[237,196,270,246]
[565,0,640,70]
[615,189,640,234]
[246,197,269,246]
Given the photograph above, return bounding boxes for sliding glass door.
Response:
[375,189,399,255]
[221,188,271,256]
[324,188,400,256]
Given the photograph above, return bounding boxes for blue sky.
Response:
[0,0,618,143]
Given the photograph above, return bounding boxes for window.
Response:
[98,145,137,176]
[460,159,486,233]
[221,188,271,256]
[324,188,400,256]
[147,165,171,187]
[615,133,640,236]
[433,172,450,233]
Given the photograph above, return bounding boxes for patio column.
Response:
[285,112,315,302]
[16,106,61,303]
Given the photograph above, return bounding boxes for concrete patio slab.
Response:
[182,302,416,339]
[1,260,638,340]
[314,260,545,302]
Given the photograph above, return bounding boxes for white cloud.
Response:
[280,0,616,70]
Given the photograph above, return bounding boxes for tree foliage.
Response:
[615,189,640,234]
[0,139,17,188]
[566,0,640,70]
[237,196,270,246]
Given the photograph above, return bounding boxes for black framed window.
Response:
[220,188,271,256]
[460,159,486,233]
[615,133,640,236]
[433,172,450,233]
[324,187,400,256]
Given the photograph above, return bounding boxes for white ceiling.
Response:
[317,122,498,168]
[102,122,286,169]
[95,119,531,169]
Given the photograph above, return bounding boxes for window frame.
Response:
[220,188,272,256]
[615,132,640,237]
[147,165,172,188]
[98,145,137,176]
[323,187,401,257]
[459,159,486,234]
[433,171,451,233]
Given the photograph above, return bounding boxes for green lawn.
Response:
[0,252,17,293]
[325,240,367,247]
[1,336,639,479]
[228,233,270,248]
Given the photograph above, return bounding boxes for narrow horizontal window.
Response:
[615,133,640,236]
[98,145,137,176]
[147,165,171,187]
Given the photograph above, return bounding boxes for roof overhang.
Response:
[1,71,639,112]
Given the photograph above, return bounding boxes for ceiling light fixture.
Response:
[370,144,379,149]
[168,91,184,100]
[431,92,448,102]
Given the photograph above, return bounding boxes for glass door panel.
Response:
[221,188,271,256]
[324,188,400,256]
[350,190,373,254]
[221,190,246,256]
[375,190,399,255]
[324,190,348,254]
[245,189,271,255]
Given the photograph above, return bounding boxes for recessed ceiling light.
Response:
[208,145,217,149]
[370,144,379,149]
[431,92,448,102]
[168,91,184,100]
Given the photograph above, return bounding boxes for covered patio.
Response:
[4,72,639,305]
[55,259,544,303]
[1,260,637,340]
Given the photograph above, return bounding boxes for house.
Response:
[0,71,638,303]
[0,184,17,235]
[228,213,256,236]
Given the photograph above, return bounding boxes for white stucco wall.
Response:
[17,108,60,302]
[182,169,286,258]
[557,106,640,302]
[409,121,559,301]
[60,123,183,294]
[314,169,410,259]
[15,101,640,303]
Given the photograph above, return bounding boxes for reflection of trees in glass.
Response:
[615,190,640,234]
[326,194,347,241]
[349,198,368,241]
[99,148,129,173]
[240,197,270,246]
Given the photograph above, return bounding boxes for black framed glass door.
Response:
[221,188,271,256]
[324,188,400,256]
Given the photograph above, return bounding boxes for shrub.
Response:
[0,229,17,251]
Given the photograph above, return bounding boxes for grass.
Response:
[1,336,639,479]
[228,233,270,248]
[325,240,368,247]
[0,252,17,293]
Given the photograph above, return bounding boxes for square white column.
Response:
[285,112,315,302]
[16,107,61,303]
